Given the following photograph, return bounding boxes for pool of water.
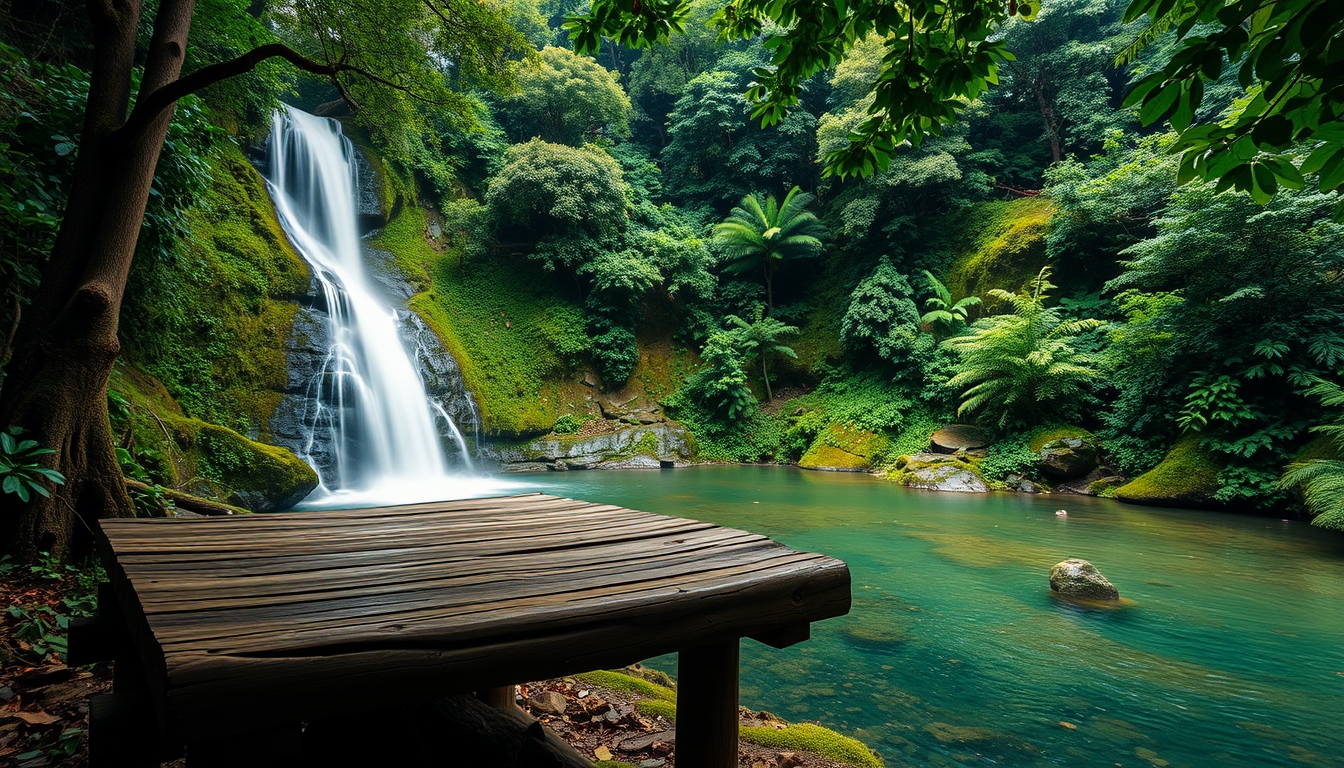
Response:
[507,465,1344,768]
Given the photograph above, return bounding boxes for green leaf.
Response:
[1139,84,1180,125]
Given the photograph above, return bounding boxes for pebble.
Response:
[594,745,613,761]
[637,761,666,768]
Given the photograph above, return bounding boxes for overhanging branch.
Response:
[115,42,412,139]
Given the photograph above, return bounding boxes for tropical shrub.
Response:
[713,187,827,310]
[945,267,1103,430]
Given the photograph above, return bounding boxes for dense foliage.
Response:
[6,0,1344,534]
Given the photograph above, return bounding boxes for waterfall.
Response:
[266,105,505,507]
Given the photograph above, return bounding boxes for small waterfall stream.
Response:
[266,105,503,507]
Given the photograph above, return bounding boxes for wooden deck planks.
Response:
[96,493,851,744]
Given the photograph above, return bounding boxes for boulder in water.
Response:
[891,454,989,493]
[1049,559,1119,601]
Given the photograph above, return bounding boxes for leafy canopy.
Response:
[504,46,633,145]
[567,0,1024,179]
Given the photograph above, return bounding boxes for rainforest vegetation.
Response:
[1,0,1343,562]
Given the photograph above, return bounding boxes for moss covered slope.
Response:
[120,143,310,440]
[937,197,1053,300]
[1115,434,1223,507]
[376,206,592,436]
[110,363,317,511]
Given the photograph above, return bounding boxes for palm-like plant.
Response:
[920,270,981,336]
[713,187,827,310]
[944,267,1103,429]
[725,307,799,401]
[1279,379,1344,531]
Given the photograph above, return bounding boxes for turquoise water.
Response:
[509,466,1344,768]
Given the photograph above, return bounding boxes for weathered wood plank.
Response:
[93,493,852,746]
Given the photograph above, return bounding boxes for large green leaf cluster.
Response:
[503,46,633,145]
[1123,0,1344,214]
[945,267,1103,430]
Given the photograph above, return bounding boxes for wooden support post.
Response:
[186,723,303,768]
[89,692,175,768]
[676,638,740,768]
[475,685,516,710]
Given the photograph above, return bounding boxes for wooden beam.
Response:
[476,685,516,710]
[750,622,810,649]
[675,638,740,768]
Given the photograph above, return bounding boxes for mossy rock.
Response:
[1114,434,1223,507]
[740,724,885,768]
[111,363,318,511]
[120,142,311,440]
[889,454,989,493]
[800,424,890,471]
[1028,425,1098,453]
[574,670,677,702]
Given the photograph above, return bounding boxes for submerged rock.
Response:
[930,424,991,454]
[1049,559,1119,601]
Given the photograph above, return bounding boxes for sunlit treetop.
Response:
[568,0,1344,218]
[566,0,1040,179]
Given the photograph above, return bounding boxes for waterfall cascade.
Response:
[266,106,500,507]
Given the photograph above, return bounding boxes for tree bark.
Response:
[1033,85,1062,164]
[0,0,197,561]
[762,355,772,401]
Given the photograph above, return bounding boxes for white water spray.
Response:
[267,106,509,507]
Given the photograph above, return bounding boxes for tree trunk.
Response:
[1033,86,1062,164]
[764,259,774,312]
[0,0,197,562]
[762,355,772,401]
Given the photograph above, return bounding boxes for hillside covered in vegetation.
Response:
[2,0,1343,537]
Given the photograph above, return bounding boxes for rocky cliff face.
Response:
[485,422,696,471]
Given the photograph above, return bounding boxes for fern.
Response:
[1279,379,1344,530]
[943,267,1103,430]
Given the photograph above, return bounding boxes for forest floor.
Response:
[524,670,851,768]
[0,565,105,767]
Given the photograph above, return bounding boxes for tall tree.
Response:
[0,0,527,560]
[712,186,826,310]
[503,45,633,145]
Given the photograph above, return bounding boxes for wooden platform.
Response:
[82,493,851,766]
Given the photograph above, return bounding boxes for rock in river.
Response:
[1049,559,1119,601]
[894,454,989,493]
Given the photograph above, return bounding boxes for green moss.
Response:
[740,724,885,768]
[594,762,640,768]
[633,699,677,721]
[1114,434,1224,506]
[940,197,1054,300]
[575,670,677,702]
[110,363,317,511]
[799,423,889,470]
[121,142,309,439]
[1028,424,1098,453]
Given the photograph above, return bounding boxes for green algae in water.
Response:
[515,465,1344,767]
